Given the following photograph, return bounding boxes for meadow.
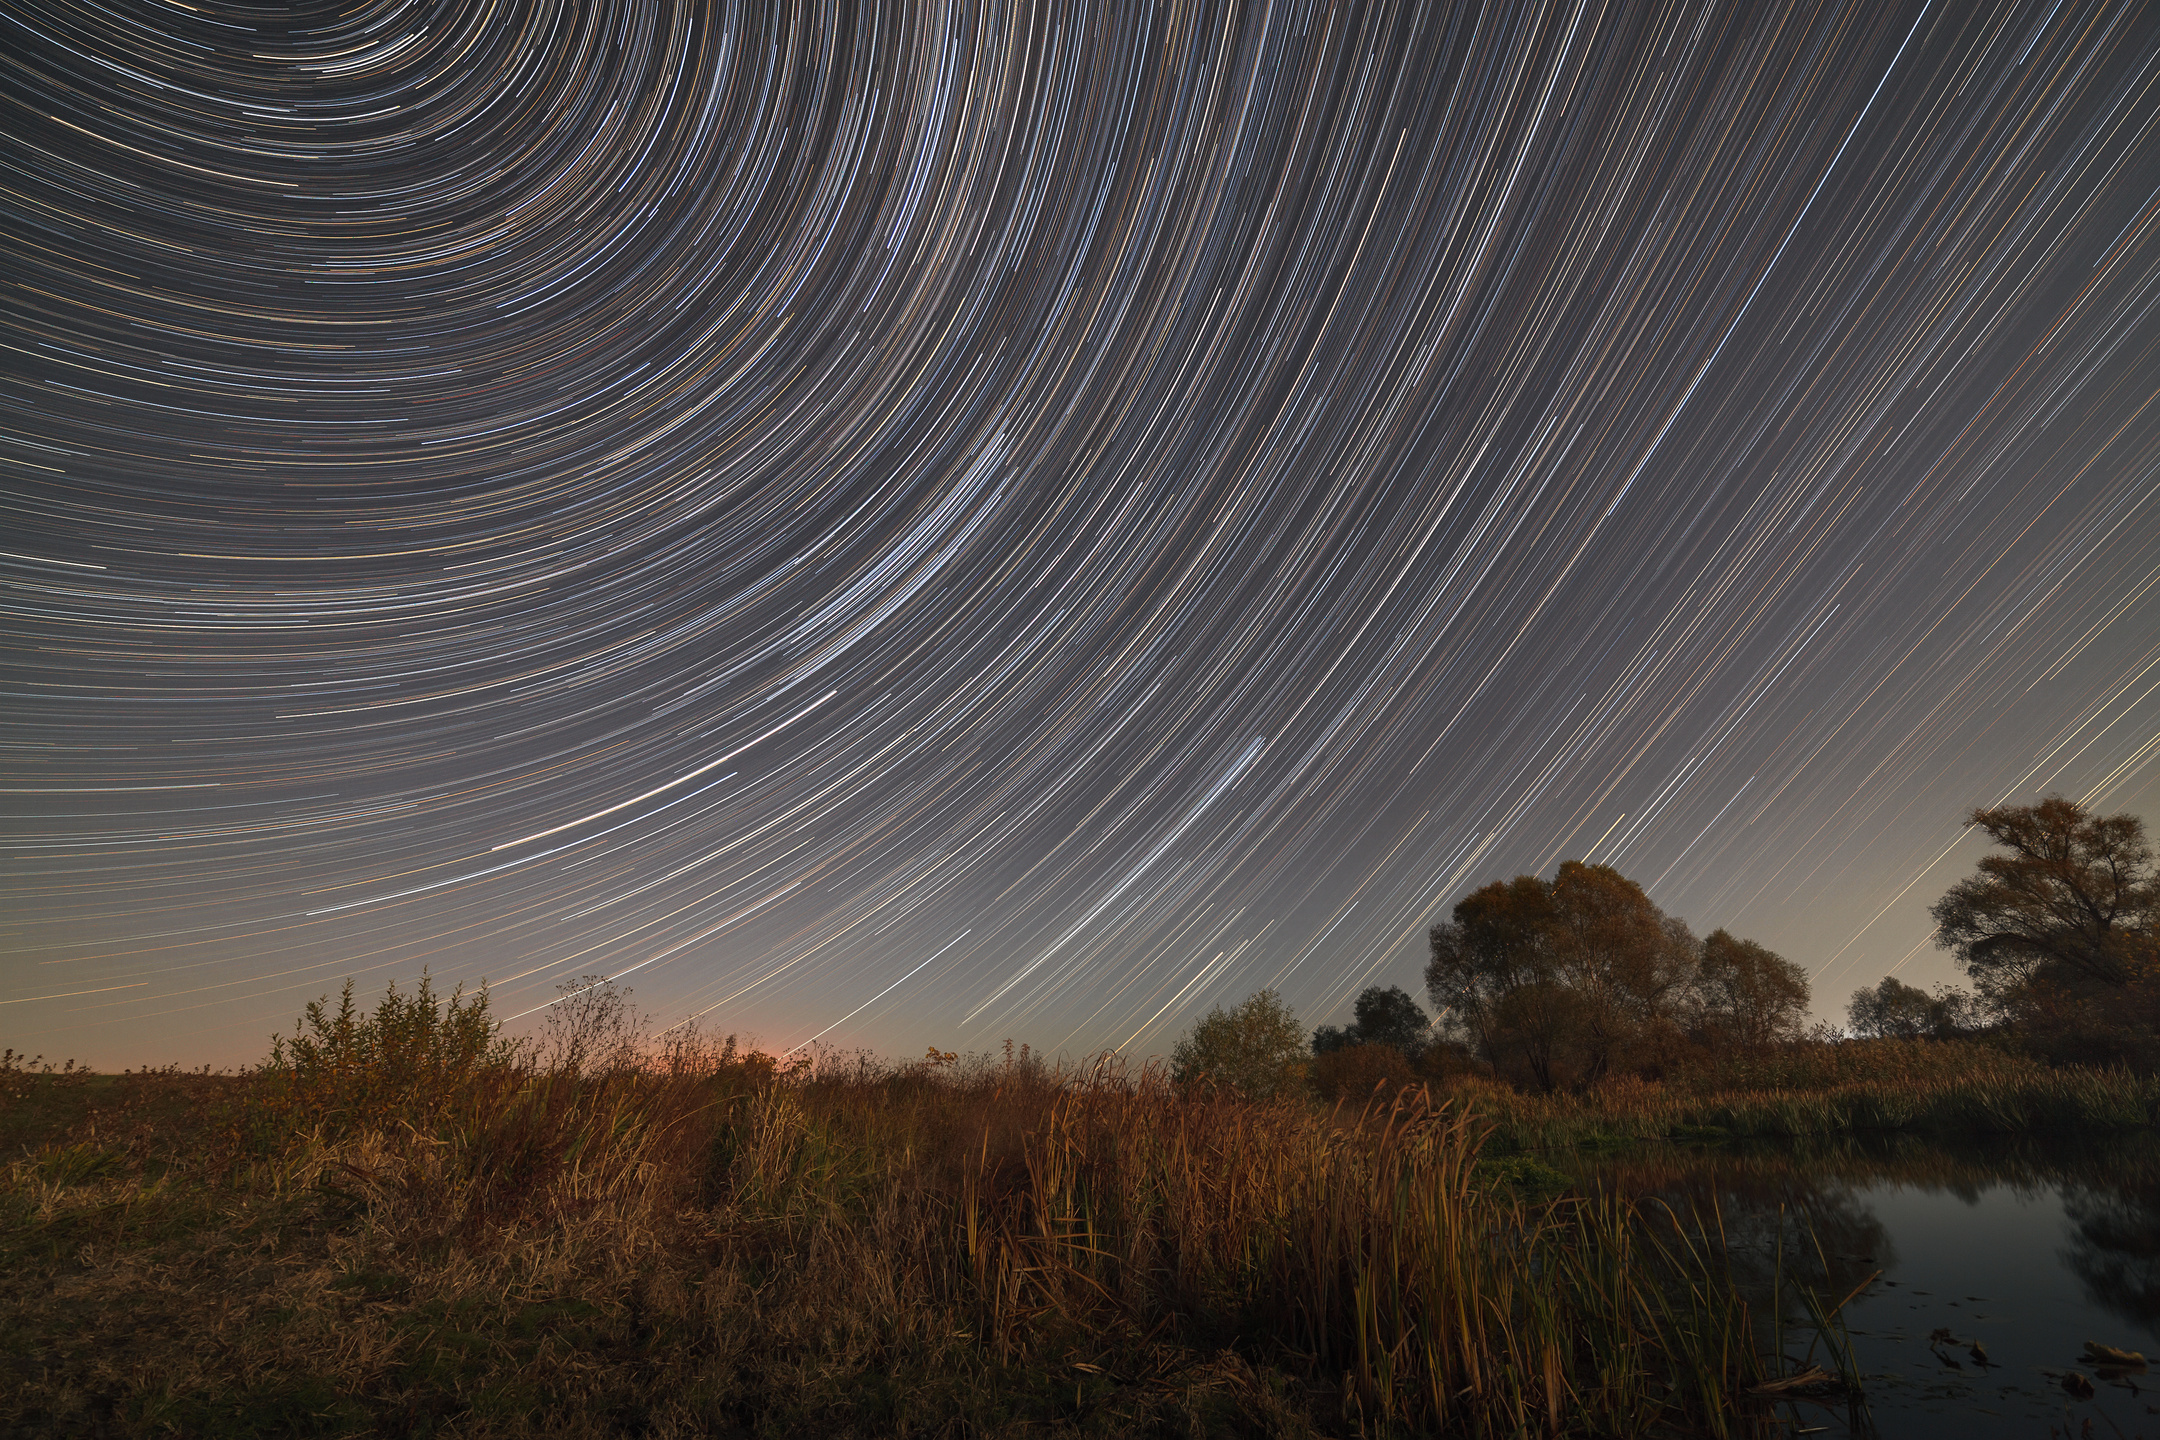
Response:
[4,985,2148,1438]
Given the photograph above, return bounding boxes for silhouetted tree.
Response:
[1692,929,1811,1048]
[1312,984,1431,1057]
[1932,797,2157,995]
[1845,975,1976,1040]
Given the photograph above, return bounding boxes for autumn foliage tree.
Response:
[1693,929,1812,1049]
[1931,797,2160,1066]
[1425,861,1805,1091]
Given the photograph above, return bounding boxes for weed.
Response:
[22,987,2120,1436]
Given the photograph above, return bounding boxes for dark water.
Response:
[1567,1133,2160,1439]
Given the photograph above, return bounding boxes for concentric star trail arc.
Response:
[3,0,2157,1068]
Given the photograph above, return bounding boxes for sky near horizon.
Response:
[4,0,2158,1071]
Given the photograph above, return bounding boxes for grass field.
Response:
[1465,1037,2160,1153]
[5,1003,2146,1438]
[3,1030,1781,1439]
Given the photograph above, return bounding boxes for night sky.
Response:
[6,1,2159,1070]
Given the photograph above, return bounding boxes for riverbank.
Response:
[5,1045,1769,1439]
[1453,1038,2159,1154]
[8,1030,2148,1436]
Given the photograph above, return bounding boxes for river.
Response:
[1566,1132,2160,1439]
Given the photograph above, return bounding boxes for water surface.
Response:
[1569,1133,2160,1439]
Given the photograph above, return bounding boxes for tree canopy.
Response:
[1311,984,1431,1057]
[1930,797,2158,997]
[1425,861,1804,1090]
[1845,975,1975,1040]
[1694,929,1811,1049]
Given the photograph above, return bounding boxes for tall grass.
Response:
[3,997,1783,1437]
[1459,1038,2160,1153]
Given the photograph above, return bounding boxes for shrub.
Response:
[251,974,516,1143]
[1309,1040,1425,1103]
[1168,989,1307,1099]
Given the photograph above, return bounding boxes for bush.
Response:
[534,972,648,1076]
[1309,1041,1425,1103]
[1168,989,1306,1099]
[252,974,516,1142]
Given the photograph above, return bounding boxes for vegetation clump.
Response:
[5,982,1787,1438]
[1424,862,1810,1093]
[1166,986,1308,1099]
[1930,796,2160,1069]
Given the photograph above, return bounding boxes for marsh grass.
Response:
[1459,1038,2160,1153]
[3,1013,1787,1438]
[16,1010,2133,1436]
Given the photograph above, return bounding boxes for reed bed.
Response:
[1456,1040,2160,1153]
[3,1037,1779,1438]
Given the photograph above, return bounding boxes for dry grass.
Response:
[1,1023,1782,1438]
[1452,1038,2160,1153]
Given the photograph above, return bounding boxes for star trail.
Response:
[4,0,2158,1069]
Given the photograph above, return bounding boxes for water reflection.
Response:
[1562,1132,2160,1439]
[2060,1177,2160,1338]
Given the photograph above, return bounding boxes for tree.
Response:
[1312,984,1432,1057]
[1693,928,1811,1048]
[1931,797,2158,998]
[1425,862,1695,1091]
[1169,990,1307,1099]
[1428,861,1806,1089]
[1845,975,1976,1040]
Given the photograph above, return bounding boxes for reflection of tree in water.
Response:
[1583,1145,1895,1317]
[1578,1131,2160,1342]
[2059,1182,2160,1345]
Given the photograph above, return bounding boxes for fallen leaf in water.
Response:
[2063,1372,2095,1399]
[2085,1341,2147,1369]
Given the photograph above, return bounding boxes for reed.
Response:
[3,1023,1782,1437]
[1454,1040,2160,1153]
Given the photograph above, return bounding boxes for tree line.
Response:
[1171,796,2160,1097]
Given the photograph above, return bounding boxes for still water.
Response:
[1569,1134,2160,1439]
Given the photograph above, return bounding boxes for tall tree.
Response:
[1426,862,1692,1091]
[1427,872,1568,1090]
[1930,797,2158,997]
[1694,929,1811,1048]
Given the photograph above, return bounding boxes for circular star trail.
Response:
[5,0,2159,1067]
